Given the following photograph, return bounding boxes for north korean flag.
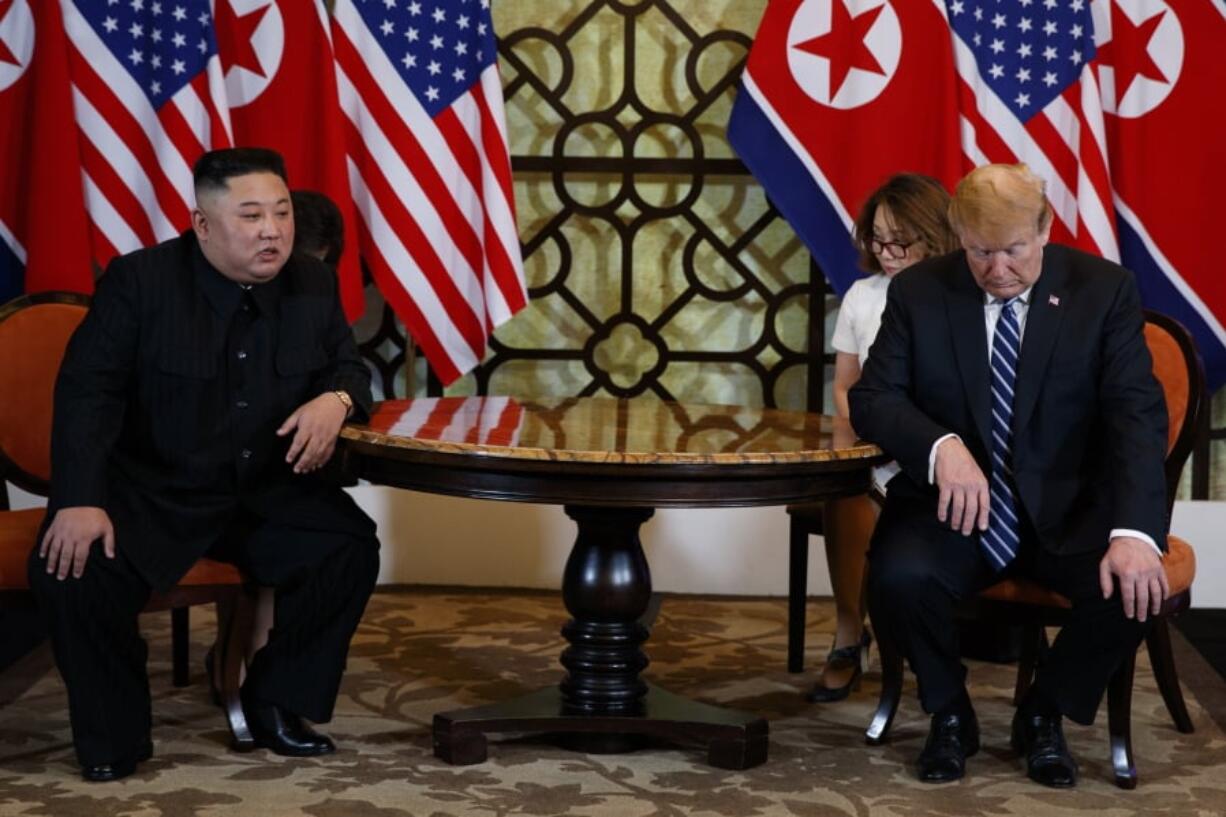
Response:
[0,0,93,303]
[728,0,965,295]
[1094,0,1226,387]
[215,0,364,321]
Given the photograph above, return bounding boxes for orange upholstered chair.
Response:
[864,310,1203,789]
[0,292,253,747]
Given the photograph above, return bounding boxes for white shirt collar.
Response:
[984,286,1034,307]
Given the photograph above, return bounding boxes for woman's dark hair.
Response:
[292,190,345,268]
[853,173,957,273]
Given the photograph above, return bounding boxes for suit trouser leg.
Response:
[224,523,380,723]
[1027,546,1151,725]
[27,543,153,767]
[867,498,997,715]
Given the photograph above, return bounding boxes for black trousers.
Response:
[867,496,1149,725]
[28,517,379,767]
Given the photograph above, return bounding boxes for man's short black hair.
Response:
[193,147,288,196]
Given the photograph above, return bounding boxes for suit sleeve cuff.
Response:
[928,434,960,484]
[1111,528,1163,557]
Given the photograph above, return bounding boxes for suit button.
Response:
[236,400,249,409]
[240,449,252,459]
[236,350,248,360]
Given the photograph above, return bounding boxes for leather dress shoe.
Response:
[1011,708,1078,788]
[917,708,979,783]
[81,740,153,782]
[243,692,335,757]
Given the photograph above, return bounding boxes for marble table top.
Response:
[340,396,882,466]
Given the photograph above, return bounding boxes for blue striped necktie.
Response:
[984,297,1022,570]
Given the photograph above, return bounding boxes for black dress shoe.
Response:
[242,692,335,757]
[1011,709,1078,788]
[81,740,153,782]
[917,708,980,783]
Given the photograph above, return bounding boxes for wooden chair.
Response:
[864,309,1203,788]
[0,292,253,747]
[784,502,823,672]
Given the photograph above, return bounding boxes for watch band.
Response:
[333,389,354,417]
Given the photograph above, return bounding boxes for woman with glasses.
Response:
[808,173,958,702]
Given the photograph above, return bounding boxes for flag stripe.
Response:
[346,156,478,382]
[472,74,529,316]
[81,170,143,259]
[77,134,157,251]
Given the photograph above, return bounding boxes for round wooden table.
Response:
[339,396,883,769]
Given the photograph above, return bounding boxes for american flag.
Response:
[947,0,1116,259]
[61,0,232,266]
[331,0,527,386]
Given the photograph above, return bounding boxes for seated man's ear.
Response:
[192,208,210,243]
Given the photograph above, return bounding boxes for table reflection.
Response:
[351,396,875,464]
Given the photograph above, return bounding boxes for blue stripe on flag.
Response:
[0,238,21,305]
[1117,216,1226,390]
[727,85,860,296]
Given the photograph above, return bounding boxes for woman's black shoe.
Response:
[806,629,872,703]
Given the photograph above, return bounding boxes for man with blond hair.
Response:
[850,163,1168,787]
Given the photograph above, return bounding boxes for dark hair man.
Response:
[29,147,380,781]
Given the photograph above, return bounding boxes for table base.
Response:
[432,684,768,769]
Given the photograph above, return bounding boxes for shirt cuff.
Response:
[1110,528,1163,558]
[928,433,961,484]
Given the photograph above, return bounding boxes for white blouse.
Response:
[831,273,891,367]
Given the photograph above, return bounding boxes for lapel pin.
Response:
[1048,294,1060,306]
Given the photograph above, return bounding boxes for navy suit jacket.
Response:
[849,243,1168,555]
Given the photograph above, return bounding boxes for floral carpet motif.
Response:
[1,590,1224,816]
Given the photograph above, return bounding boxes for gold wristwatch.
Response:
[333,389,354,418]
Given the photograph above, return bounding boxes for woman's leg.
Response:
[817,494,879,689]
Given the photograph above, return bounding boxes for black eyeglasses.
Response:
[867,237,917,260]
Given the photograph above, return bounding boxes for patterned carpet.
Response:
[2,589,1225,816]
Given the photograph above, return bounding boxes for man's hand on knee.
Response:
[1099,536,1168,622]
[39,507,115,580]
[934,437,990,536]
[277,392,348,474]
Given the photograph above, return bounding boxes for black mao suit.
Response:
[849,243,1168,724]
[28,231,380,766]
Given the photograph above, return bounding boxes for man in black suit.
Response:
[28,148,380,781]
[850,163,1168,787]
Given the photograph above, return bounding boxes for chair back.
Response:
[1143,310,1206,515]
[0,292,90,498]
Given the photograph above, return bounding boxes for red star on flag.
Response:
[216,0,271,78]
[0,0,21,68]
[1096,4,1168,103]
[794,1,885,101]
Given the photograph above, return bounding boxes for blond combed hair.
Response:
[948,163,1052,244]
